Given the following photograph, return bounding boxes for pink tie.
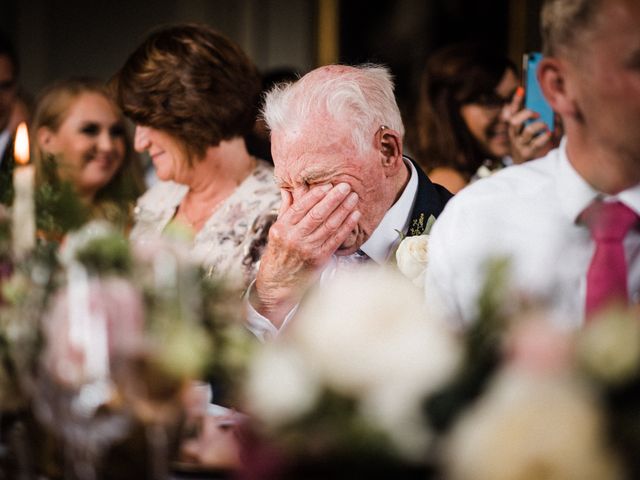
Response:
[582,200,638,318]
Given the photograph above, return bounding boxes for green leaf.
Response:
[424,214,436,235]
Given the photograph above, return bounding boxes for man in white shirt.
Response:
[425,0,640,328]
[247,64,451,339]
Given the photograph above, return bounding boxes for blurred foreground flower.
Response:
[577,308,640,386]
[244,265,461,464]
[0,220,254,478]
[42,275,145,389]
[444,369,622,480]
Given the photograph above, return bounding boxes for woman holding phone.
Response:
[411,43,555,193]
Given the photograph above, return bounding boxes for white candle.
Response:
[12,122,35,258]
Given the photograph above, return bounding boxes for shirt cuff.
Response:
[244,279,298,341]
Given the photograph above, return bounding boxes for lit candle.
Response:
[12,122,35,258]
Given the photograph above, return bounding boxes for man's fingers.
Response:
[283,183,333,224]
[294,183,352,235]
[278,189,292,218]
[320,210,361,254]
[306,191,359,241]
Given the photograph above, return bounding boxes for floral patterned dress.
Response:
[130,159,280,290]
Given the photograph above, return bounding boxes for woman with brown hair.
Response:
[411,44,554,193]
[111,24,280,289]
[33,77,145,228]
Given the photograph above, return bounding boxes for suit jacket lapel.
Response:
[405,156,452,237]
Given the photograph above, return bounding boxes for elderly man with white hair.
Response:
[246,64,452,339]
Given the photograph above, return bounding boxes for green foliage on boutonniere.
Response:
[395,214,437,244]
[409,213,436,237]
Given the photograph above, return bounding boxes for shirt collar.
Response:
[557,137,640,222]
[359,158,418,263]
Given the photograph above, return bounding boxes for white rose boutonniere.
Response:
[395,214,436,288]
[396,234,430,288]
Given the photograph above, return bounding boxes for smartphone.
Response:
[523,52,554,131]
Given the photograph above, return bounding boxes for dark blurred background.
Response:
[0,0,544,128]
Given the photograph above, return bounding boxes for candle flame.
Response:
[14,122,30,166]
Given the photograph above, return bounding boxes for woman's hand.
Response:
[507,87,556,164]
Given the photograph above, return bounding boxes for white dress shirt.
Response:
[424,139,640,330]
[246,159,419,340]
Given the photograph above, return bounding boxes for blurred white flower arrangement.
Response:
[243,265,461,467]
[241,257,640,479]
[0,220,255,478]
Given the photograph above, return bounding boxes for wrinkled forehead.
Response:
[272,110,352,152]
[271,122,359,180]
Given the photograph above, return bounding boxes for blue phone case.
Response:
[524,52,554,131]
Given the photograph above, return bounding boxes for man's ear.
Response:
[538,57,578,118]
[375,127,402,174]
[37,126,57,152]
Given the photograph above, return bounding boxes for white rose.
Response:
[293,265,460,400]
[286,266,460,457]
[395,234,429,288]
[244,344,320,427]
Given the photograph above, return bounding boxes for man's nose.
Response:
[134,125,150,152]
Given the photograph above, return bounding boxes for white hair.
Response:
[262,64,404,154]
